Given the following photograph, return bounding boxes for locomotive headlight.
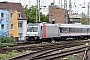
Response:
[26,34,29,36]
[35,34,38,36]
[26,37,28,39]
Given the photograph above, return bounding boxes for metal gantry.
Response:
[88,2,90,24]
[69,0,72,14]
[64,0,68,23]
[36,0,72,23]
[36,0,40,23]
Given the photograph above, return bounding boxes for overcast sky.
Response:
[0,0,90,15]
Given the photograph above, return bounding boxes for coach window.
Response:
[87,28,89,33]
[89,28,90,32]
[81,28,82,32]
[70,28,73,32]
[78,28,80,32]
[75,28,77,32]
[62,28,68,33]
[83,28,87,32]
[85,28,87,32]
[73,28,75,32]
[83,28,85,32]
[82,28,84,32]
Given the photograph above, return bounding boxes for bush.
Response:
[65,55,77,60]
[0,51,14,59]
[0,36,13,43]
[12,50,18,53]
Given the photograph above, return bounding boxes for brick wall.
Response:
[48,6,64,23]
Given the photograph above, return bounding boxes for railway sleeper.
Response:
[31,45,88,60]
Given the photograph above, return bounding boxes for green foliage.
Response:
[65,55,77,60]
[0,43,15,46]
[80,12,88,24]
[23,5,48,23]
[40,12,48,22]
[12,50,18,53]
[6,51,10,55]
[0,54,8,59]
[80,20,87,24]
[0,51,14,59]
[29,50,34,52]
[0,36,13,43]
[22,50,25,52]
[0,49,34,60]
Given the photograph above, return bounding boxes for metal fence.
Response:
[83,46,90,60]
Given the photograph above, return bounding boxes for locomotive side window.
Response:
[27,27,38,32]
[41,26,42,30]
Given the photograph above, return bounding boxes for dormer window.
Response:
[18,12,21,18]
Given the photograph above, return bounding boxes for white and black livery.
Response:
[26,23,90,43]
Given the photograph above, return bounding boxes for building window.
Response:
[18,33,22,38]
[11,24,13,29]
[18,12,21,18]
[10,13,13,18]
[1,13,4,18]
[1,24,4,29]
[18,23,22,28]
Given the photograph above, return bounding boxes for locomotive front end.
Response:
[26,23,39,43]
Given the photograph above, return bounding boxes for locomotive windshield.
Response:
[27,27,38,32]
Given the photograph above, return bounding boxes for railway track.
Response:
[30,45,88,60]
[8,40,89,60]
[1,40,86,53]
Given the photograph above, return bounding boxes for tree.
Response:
[23,5,48,23]
[80,12,88,24]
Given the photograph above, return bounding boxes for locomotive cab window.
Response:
[27,27,38,32]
